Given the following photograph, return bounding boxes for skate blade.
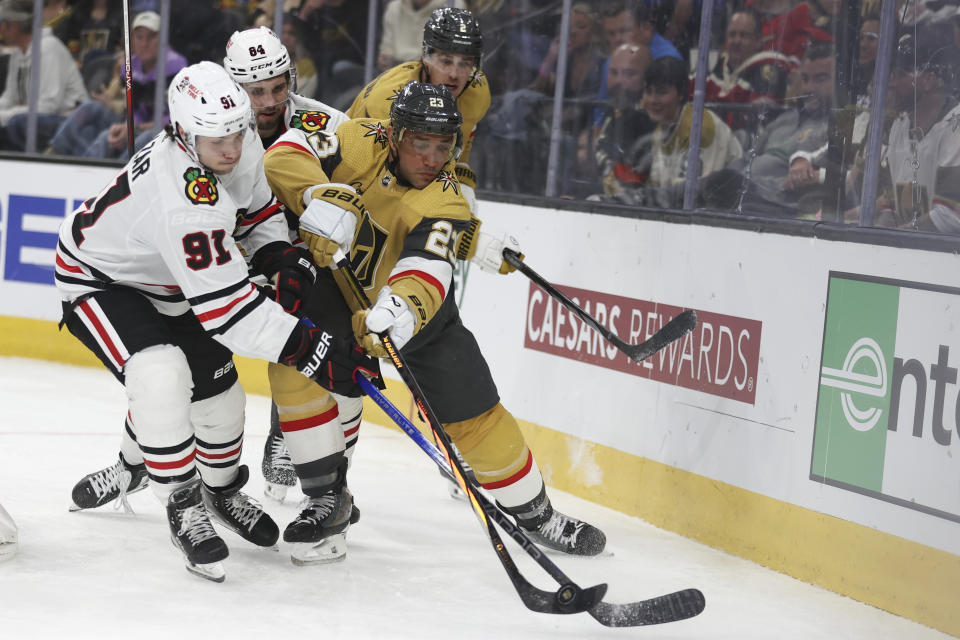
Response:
[263,482,290,503]
[289,534,347,566]
[185,560,226,583]
[0,541,17,561]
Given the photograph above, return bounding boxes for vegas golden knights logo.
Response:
[350,213,389,289]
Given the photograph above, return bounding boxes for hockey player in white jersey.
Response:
[56,61,376,581]
[224,26,350,148]
[223,26,366,505]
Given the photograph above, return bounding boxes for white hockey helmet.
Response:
[223,26,296,90]
[167,61,252,159]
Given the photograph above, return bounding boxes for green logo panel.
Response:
[812,276,900,491]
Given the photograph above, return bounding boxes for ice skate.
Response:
[203,465,279,548]
[167,481,229,582]
[262,427,296,503]
[0,502,17,561]
[70,456,148,513]
[284,486,353,565]
[522,507,606,557]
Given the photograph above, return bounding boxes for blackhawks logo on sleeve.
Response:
[290,110,330,133]
[183,168,218,205]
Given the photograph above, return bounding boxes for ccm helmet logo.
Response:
[301,331,332,377]
[249,63,273,71]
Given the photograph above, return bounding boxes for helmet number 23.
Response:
[428,97,444,107]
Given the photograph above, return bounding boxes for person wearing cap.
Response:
[46,10,187,158]
[0,0,87,151]
[876,30,960,232]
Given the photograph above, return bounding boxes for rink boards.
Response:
[1,156,957,636]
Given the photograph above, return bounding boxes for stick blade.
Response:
[589,587,705,627]
[627,309,698,363]
[516,580,608,615]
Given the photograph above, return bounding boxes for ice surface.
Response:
[0,358,950,639]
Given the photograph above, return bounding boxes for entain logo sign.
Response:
[811,273,960,523]
[522,282,762,404]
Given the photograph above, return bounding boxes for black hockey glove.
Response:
[279,323,379,397]
[251,242,317,316]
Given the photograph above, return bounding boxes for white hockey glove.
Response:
[353,287,416,357]
[460,183,478,214]
[298,184,358,267]
[472,230,523,275]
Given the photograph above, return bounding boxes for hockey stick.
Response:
[502,249,698,364]
[121,0,135,158]
[356,374,707,627]
[332,251,605,616]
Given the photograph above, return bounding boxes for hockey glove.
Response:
[472,231,523,275]
[298,185,359,268]
[352,287,417,358]
[251,243,317,316]
[279,323,378,397]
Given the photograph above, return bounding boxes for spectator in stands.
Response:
[712,42,836,216]
[296,0,368,105]
[592,3,682,130]
[168,0,243,65]
[533,2,605,100]
[46,11,186,158]
[853,14,881,104]
[601,2,683,61]
[532,1,605,139]
[377,0,465,72]
[279,12,317,101]
[702,8,792,131]
[749,0,829,62]
[0,0,87,151]
[874,32,960,231]
[52,0,123,66]
[594,43,656,201]
[648,0,697,61]
[642,56,742,208]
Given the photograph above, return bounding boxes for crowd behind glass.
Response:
[1,0,957,234]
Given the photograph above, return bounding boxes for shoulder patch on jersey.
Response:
[361,121,390,148]
[435,170,459,195]
[291,110,331,134]
[183,168,219,205]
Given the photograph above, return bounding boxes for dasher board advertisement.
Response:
[812,272,960,523]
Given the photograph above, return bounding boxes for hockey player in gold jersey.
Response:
[347,7,489,212]
[264,81,606,557]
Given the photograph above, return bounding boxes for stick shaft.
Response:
[121,0,134,157]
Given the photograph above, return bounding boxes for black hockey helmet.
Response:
[422,7,483,62]
[390,82,463,160]
[391,81,463,136]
